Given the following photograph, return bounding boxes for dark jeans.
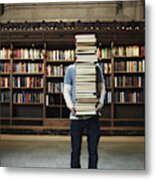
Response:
[70,116,100,169]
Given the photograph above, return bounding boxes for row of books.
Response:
[46,65,67,76]
[0,48,12,59]
[114,76,144,87]
[46,95,60,106]
[104,63,112,74]
[114,60,145,72]
[104,91,111,103]
[1,46,145,60]
[47,50,75,61]
[97,48,111,59]
[112,46,145,57]
[0,61,145,75]
[114,91,144,103]
[0,63,11,72]
[13,63,44,73]
[0,91,10,103]
[0,77,10,88]
[1,91,144,104]
[105,76,111,88]
[47,82,64,93]
[0,76,144,89]
[0,48,75,61]
[13,77,43,88]
[13,92,44,103]
[13,49,45,59]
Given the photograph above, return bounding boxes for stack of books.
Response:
[75,34,98,116]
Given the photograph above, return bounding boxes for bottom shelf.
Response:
[0,117,145,135]
[0,122,144,136]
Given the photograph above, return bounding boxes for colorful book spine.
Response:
[13,77,43,88]
[0,77,10,88]
[0,63,11,72]
[114,76,144,87]
[47,49,75,61]
[0,91,10,103]
[104,91,111,103]
[97,47,111,59]
[104,62,111,74]
[114,91,144,103]
[47,82,64,93]
[13,49,45,59]
[113,46,145,57]
[46,65,64,76]
[0,48,12,59]
[115,60,145,72]
[13,63,44,73]
[13,91,44,103]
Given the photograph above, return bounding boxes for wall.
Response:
[0,1,144,23]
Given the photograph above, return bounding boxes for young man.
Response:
[63,62,106,169]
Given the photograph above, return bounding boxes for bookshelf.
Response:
[0,21,145,135]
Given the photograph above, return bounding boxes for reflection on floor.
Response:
[0,135,145,170]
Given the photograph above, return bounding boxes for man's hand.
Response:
[96,102,103,112]
[71,107,76,116]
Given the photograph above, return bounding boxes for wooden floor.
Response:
[0,135,145,169]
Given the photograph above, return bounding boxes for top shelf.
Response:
[0,21,144,33]
[114,56,145,59]
[1,21,145,46]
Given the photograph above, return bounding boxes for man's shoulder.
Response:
[67,63,75,71]
[69,63,75,68]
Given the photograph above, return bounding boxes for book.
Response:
[0,91,10,103]
[75,34,96,44]
[75,103,96,110]
[76,98,98,103]
[0,77,9,88]
[76,68,96,75]
[76,49,96,55]
[0,48,12,59]
[75,34,96,39]
[0,62,11,72]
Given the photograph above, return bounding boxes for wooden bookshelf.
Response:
[0,21,145,135]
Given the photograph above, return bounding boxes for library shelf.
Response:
[13,87,43,90]
[13,103,44,105]
[114,87,144,89]
[0,87,10,89]
[0,125,144,131]
[114,71,144,74]
[13,73,44,75]
[0,73,10,75]
[114,102,144,105]
[0,21,145,135]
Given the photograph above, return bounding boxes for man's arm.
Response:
[64,84,73,110]
[97,82,106,111]
[63,66,76,115]
[96,64,106,111]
